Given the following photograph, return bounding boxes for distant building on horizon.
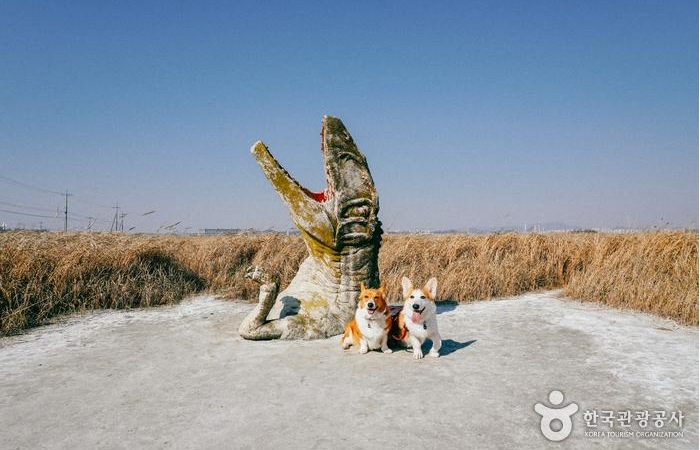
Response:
[200,228,243,235]
[199,228,301,236]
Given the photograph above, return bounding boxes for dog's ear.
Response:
[360,282,366,292]
[401,277,413,298]
[424,277,438,300]
[378,284,385,296]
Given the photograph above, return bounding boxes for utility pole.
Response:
[62,190,73,231]
[111,204,120,232]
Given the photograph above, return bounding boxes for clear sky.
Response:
[1,0,697,232]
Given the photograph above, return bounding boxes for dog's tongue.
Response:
[411,311,421,324]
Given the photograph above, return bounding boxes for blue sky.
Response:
[0,0,697,232]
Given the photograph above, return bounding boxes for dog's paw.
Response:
[383,348,393,354]
[429,349,440,358]
[413,350,424,359]
[359,347,368,354]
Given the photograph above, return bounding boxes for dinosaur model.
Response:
[239,116,382,340]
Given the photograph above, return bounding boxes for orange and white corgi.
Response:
[391,277,441,359]
[341,283,393,354]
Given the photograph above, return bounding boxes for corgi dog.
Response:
[391,277,441,359]
[341,283,393,354]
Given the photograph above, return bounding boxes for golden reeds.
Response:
[563,232,698,325]
[0,230,697,335]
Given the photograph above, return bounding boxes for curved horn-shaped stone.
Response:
[239,117,382,340]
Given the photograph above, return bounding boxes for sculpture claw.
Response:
[238,265,283,340]
[244,265,276,285]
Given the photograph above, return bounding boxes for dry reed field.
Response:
[0,231,697,335]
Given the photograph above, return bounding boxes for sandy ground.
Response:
[0,291,697,450]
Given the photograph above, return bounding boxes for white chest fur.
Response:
[356,309,387,349]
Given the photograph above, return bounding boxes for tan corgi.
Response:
[391,277,441,359]
[341,283,393,354]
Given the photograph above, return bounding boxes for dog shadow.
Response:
[436,300,458,314]
[423,338,476,357]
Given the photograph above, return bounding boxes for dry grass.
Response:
[0,231,697,335]
[563,232,698,326]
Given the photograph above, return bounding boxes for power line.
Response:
[0,173,113,209]
[0,174,65,195]
[0,174,170,232]
[0,200,110,225]
[69,210,110,223]
[0,198,107,221]
[0,208,59,219]
[0,200,60,213]
[0,174,116,229]
[0,208,109,225]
